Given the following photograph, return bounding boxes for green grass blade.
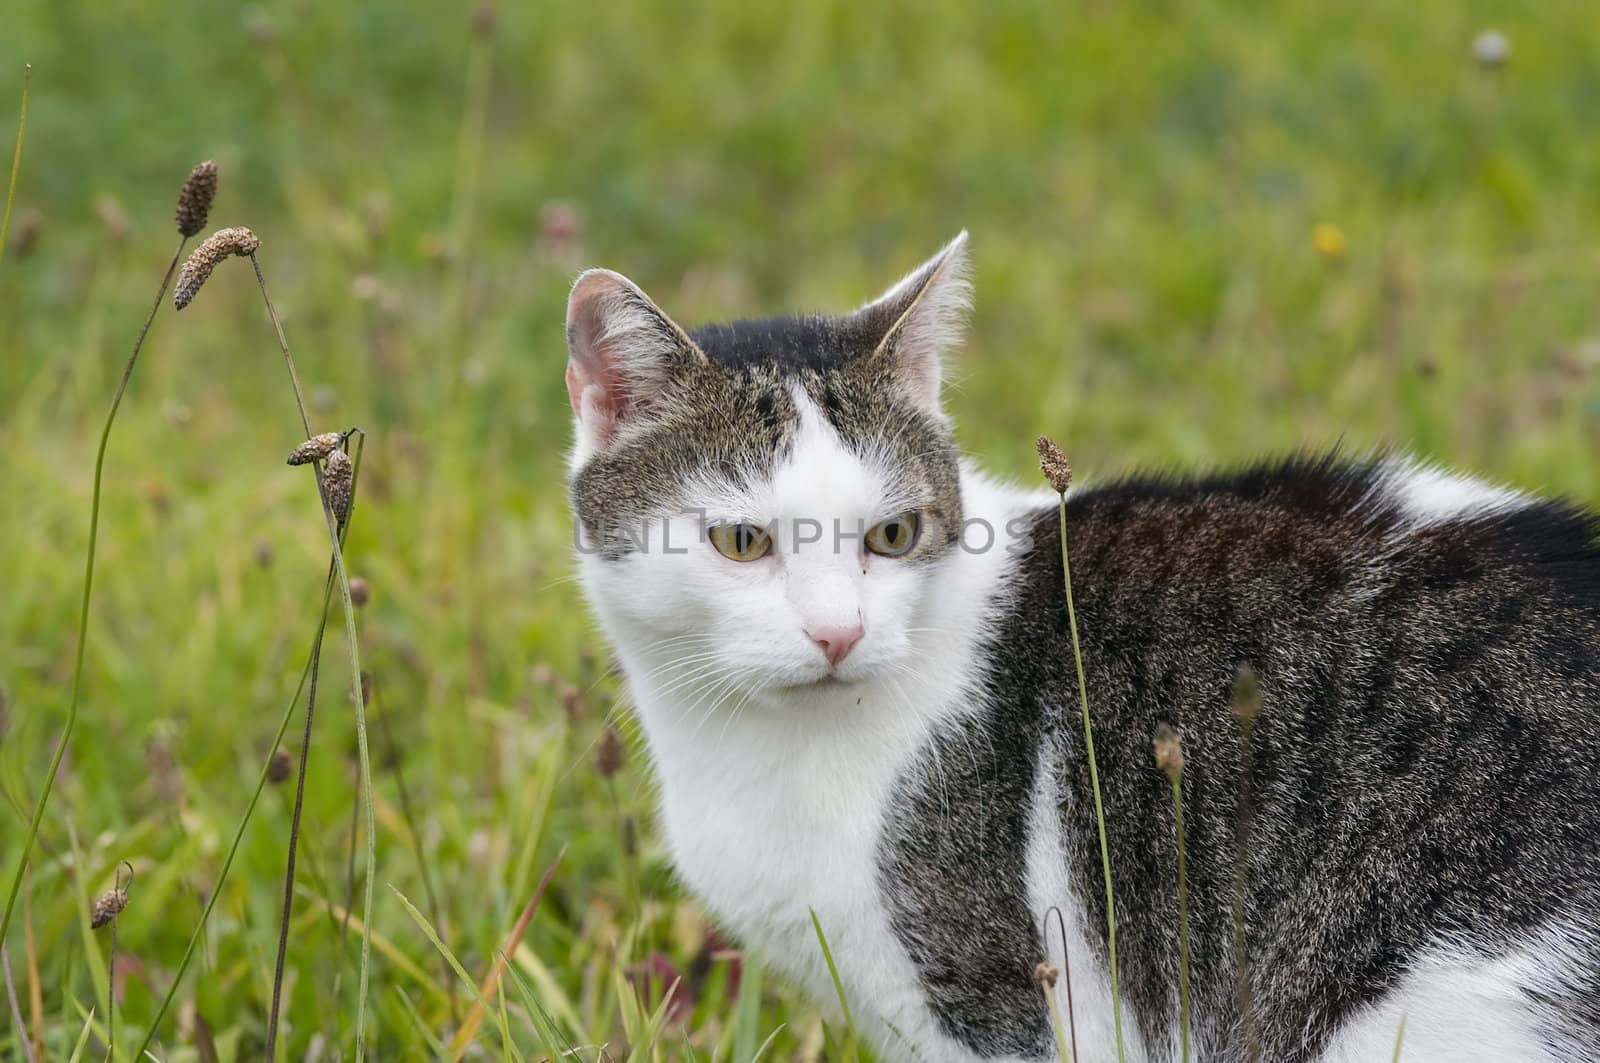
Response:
[391,885,526,1063]
[807,907,859,1063]
[500,952,578,1061]
[1392,1014,1408,1062]
[392,987,451,1058]
[66,1006,95,1063]
[0,62,29,275]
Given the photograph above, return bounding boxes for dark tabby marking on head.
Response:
[881,454,1600,1058]
[569,248,966,560]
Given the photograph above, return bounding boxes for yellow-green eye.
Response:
[708,523,772,562]
[865,512,921,557]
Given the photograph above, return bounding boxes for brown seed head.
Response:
[530,662,556,688]
[349,576,370,607]
[1152,723,1184,783]
[1232,663,1262,724]
[174,226,259,310]
[1033,961,1059,988]
[595,725,625,779]
[472,0,496,37]
[91,889,128,929]
[322,448,354,529]
[1036,435,1073,494]
[558,683,582,719]
[10,207,42,258]
[287,432,345,466]
[176,160,219,238]
[95,195,131,243]
[267,748,293,784]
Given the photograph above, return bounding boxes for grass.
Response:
[4,0,1600,1058]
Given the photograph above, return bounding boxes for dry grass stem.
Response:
[249,249,378,1059]
[1041,439,1124,1061]
[1042,906,1079,1063]
[2,941,31,1063]
[173,225,258,309]
[174,160,217,237]
[265,556,338,1062]
[134,439,366,1062]
[1231,664,1262,1063]
[0,159,202,952]
[100,861,134,1063]
[447,855,562,1059]
[1153,723,1191,1063]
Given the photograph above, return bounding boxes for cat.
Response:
[564,232,1600,1062]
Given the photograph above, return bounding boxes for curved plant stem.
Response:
[2,940,31,1063]
[0,235,186,949]
[1056,493,1125,1061]
[104,861,133,1063]
[1042,906,1078,1063]
[133,448,364,1061]
[264,561,335,1061]
[1171,775,1191,1063]
[0,63,30,274]
[251,253,377,1060]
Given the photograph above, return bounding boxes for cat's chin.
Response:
[771,672,864,694]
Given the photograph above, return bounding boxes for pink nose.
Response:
[809,622,864,667]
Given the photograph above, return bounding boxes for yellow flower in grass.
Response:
[1312,222,1347,260]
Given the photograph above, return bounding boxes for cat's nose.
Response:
[809,622,864,666]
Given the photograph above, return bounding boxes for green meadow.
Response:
[2,1,1598,1057]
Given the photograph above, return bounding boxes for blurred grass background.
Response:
[3,0,1599,1058]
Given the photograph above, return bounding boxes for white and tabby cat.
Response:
[564,233,1600,1062]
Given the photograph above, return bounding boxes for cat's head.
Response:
[566,234,971,706]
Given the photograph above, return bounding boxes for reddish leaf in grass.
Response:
[629,951,693,1025]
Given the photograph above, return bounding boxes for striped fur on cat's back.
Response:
[562,233,1600,1061]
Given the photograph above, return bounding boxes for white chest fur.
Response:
[586,473,1046,1061]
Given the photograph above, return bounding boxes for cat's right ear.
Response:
[566,269,704,451]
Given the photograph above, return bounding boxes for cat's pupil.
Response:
[737,525,758,552]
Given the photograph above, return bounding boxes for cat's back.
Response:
[884,454,1600,1061]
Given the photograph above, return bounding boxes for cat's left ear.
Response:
[851,231,971,411]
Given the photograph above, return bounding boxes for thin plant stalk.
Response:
[3,941,32,1063]
[445,22,493,343]
[0,63,30,273]
[0,232,188,949]
[24,862,42,1060]
[1233,701,1260,1063]
[1040,975,1072,1063]
[250,252,377,1059]
[1056,492,1126,1060]
[331,762,361,1019]
[1170,774,1191,1063]
[104,861,132,1063]
[265,562,336,1061]
[1043,906,1079,1063]
[133,445,364,1060]
[1392,1015,1408,1062]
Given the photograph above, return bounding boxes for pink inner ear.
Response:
[566,353,628,446]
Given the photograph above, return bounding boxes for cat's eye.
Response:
[708,522,773,562]
[865,512,921,557]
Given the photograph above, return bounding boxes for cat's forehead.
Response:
[689,314,885,376]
